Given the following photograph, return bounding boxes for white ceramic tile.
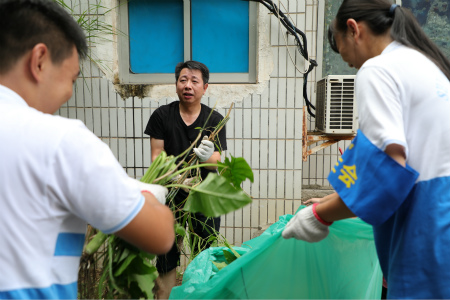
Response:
[267,199,276,224]
[269,79,278,108]
[251,108,260,138]
[125,109,134,137]
[286,110,295,139]
[294,200,303,212]
[234,229,243,246]
[234,108,243,139]
[259,199,268,227]
[225,228,234,244]
[268,109,277,139]
[251,140,260,169]
[298,0,306,13]
[234,139,243,158]
[251,200,259,227]
[259,140,268,169]
[277,140,286,169]
[117,138,126,167]
[234,205,243,227]
[260,109,269,139]
[242,203,251,228]
[134,139,143,167]
[242,228,251,244]
[91,78,101,107]
[286,78,296,108]
[92,108,101,136]
[100,108,109,137]
[294,170,302,199]
[285,169,294,199]
[251,170,260,199]
[277,78,287,108]
[277,109,286,139]
[117,108,126,138]
[126,139,135,168]
[243,109,252,139]
[276,199,285,219]
[268,139,277,169]
[278,46,287,78]
[276,170,285,198]
[268,171,276,198]
[284,200,294,215]
[259,170,268,198]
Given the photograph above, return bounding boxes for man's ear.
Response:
[29,43,50,83]
[203,83,208,94]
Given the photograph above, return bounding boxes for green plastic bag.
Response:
[170,207,382,299]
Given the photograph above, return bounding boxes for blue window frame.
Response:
[119,0,257,84]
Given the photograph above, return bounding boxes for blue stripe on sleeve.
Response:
[102,195,145,234]
[53,233,85,256]
[0,282,77,299]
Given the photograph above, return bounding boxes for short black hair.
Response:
[0,0,87,74]
[175,61,210,84]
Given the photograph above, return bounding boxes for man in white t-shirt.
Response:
[0,1,174,299]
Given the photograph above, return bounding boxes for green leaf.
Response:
[132,267,159,299]
[212,261,228,271]
[114,253,137,277]
[175,223,186,236]
[218,155,254,189]
[223,249,238,264]
[184,173,252,217]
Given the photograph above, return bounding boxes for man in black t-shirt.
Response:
[144,61,227,299]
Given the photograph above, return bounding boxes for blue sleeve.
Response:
[327,130,419,226]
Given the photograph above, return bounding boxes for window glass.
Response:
[192,0,249,73]
[127,0,251,75]
[128,0,183,73]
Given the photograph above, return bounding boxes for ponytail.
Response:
[390,6,450,80]
[328,0,450,80]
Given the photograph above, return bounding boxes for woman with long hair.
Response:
[282,0,450,298]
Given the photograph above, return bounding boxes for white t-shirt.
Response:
[0,84,144,298]
[355,42,450,298]
[356,41,450,182]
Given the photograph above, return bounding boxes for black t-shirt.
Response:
[144,101,227,180]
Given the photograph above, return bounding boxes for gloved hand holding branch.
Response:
[193,135,215,162]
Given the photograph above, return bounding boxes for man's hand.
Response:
[193,136,215,162]
[282,204,332,242]
[137,181,168,205]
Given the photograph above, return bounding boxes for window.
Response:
[118,0,257,84]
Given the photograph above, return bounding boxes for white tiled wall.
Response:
[57,0,340,258]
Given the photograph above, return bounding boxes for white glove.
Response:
[193,136,215,162]
[137,181,168,205]
[282,204,332,243]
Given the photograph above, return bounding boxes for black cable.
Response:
[243,0,317,117]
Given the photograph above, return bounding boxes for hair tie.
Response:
[389,4,399,17]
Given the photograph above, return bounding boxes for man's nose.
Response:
[184,81,192,89]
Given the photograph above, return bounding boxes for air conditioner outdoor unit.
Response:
[315,75,357,135]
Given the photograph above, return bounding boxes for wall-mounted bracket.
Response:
[302,106,355,161]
